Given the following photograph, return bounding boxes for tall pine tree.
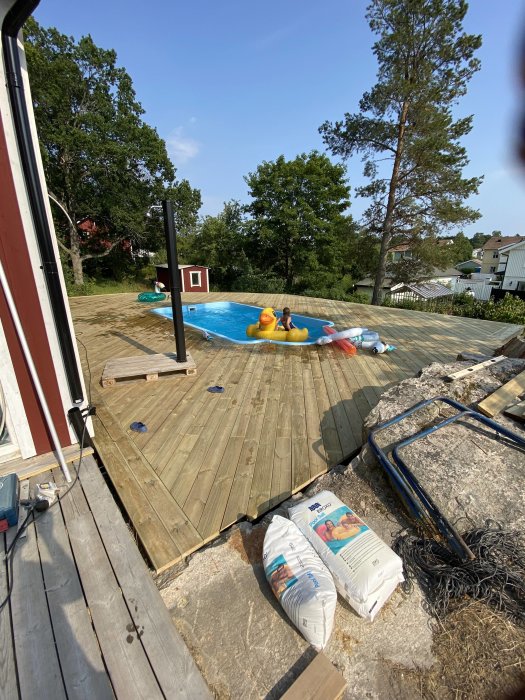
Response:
[320,0,482,304]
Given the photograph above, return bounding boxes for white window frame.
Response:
[0,319,35,460]
[0,399,20,463]
[190,270,201,288]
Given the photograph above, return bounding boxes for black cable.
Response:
[0,408,91,614]
[75,334,92,405]
[0,501,49,612]
[393,522,525,623]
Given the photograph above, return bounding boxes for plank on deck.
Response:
[2,456,211,699]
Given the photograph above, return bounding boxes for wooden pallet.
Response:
[101,352,196,387]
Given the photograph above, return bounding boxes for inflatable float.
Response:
[317,327,396,354]
[137,291,166,302]
[246,307,308,342]
[319,326,357,355]
[316,327,367,345]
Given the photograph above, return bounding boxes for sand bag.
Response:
[263,515,337,650]
[289,491,404,621]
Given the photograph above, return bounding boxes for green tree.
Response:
[24,18,200,285]
[189,201,251,289]
[470,232,491,249]
[245,152,350,290]
[447,232,473,264]
[320,0,482,304]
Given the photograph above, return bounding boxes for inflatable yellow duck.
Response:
[246,307,308,342]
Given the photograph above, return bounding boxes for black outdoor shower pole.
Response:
[162,199,187,363]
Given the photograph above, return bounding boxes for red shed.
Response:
[155,264,209,293]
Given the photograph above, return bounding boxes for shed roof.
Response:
[155,263,209,269]
[389,282,454,299]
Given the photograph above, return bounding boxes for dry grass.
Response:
[386,602,525,699]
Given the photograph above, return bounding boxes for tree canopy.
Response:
[320,0,482,304]
[24,17,201,286]
[244,152,351,291]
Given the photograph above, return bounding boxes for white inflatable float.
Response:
[316,327,367,345]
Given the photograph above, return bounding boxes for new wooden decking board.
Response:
[94,401,202,560]
[35,473,114,699]
[93,423,182,570]
[301,355,331,481]
[309,346,344,465]
[123,345,219,451]
[269,348,294,510]
[66,457,211,699]
[198,344,273,537]
[317,346,357,459]
[55,468,166,698]
[246,348,286,519]
[149,343,238,473]
[326,354,368,450]
[172,346,255,515]
[220,352,276,529]
[183,346,259,527]
[290,346,311,492]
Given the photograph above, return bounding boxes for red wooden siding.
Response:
[155,265,209,293]
[0,114,70,453]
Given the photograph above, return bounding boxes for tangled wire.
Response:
[393,522,525,623]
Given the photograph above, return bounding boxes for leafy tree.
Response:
[387,255,433,285]
[447,232,473,264]
[189,201,251,289]
[320,0,482,304]
[245,152,350,290]
[470,232,491,249]
[24,18,200,285]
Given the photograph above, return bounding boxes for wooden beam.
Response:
[281,653,346,700]
[0,444,93,480]
[477,370,525,418]
[445,355,505,381]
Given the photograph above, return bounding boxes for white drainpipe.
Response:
[0,258,72,482]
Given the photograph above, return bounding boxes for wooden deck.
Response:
[0,454,211,699]
[69,292,522,573]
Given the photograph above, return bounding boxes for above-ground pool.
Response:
[150,301,333,345]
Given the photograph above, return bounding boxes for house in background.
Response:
[387,281,454,304]
[155,263,210,293]
[0,6,92,467]
[497,239,525,294]
[480,235,524,275]
[456,259,481,274]
[355,266,460,300]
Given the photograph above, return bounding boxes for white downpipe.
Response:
[0,259,72,482]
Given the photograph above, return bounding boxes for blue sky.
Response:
[33,0,525,238]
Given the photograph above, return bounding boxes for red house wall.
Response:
[0,115,70,453]
[181,267,208,293]
[155,266,209,293]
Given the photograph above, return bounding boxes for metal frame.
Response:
[368,396,525,561]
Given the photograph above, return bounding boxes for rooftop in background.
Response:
[482,235,524,251]
[389,281,454,299]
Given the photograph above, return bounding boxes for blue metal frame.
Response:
[368,397,525,561]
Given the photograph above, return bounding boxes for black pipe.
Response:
[2,1,84,404]
[162,200,187,363]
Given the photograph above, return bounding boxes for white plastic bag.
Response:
[262,515,337,650]
[289,491,404,621]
